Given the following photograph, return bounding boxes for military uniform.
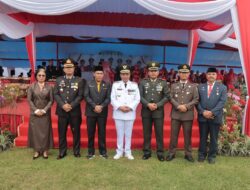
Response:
[54,59,85,158]
[111,64,140,160]
[84,66,111,158]
[167,64,199,161]
[139,62,170,160]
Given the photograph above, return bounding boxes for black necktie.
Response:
[182,83,185,89]
[124,83,127,88]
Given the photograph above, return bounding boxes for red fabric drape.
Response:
[8,14,36,82]
[187,30,200,68]
[10,12,208,30]
[236,0,250,136]
[0,114,23,135]
[25,32,36,83]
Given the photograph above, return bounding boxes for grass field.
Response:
[0,148,250,190]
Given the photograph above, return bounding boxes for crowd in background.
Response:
[34,58,245,91]
[0,58,246,93]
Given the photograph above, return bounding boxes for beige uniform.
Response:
[168,81,199,156]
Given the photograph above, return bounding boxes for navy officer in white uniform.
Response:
[111,64,140,160]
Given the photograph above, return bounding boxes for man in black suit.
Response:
[0,65,4,77]
[54,58,85,159]
[46,59,56,80]
[74,64,81,77]
[10,68,15,77]
[84,66,111,159]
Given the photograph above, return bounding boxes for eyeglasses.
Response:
[38,75,45,77]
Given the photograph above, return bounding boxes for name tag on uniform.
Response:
[116,88,122,96]
[156,84,163,92]
[59,80,65,87]
[128,89,135,95]
[71,82,78,91]
[144,83,149,88]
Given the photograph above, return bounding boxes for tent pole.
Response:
[56,42,59,62]
[163,46,166,66]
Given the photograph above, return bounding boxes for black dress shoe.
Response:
[184,155,195,162]
[157,155,165,162]
[166,154,175,161]
[74,153,81,158]
[57,154,66,160]
[208,158,216,164]
[142,154,151,160]
[198,157,205,162]
[100,154,108,159]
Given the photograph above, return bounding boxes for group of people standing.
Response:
[27,58,227,164]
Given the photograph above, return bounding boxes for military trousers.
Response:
[58,114,82,156]
[142,117,164,156]
[168,119,193,156]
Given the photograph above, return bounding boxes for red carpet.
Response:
[8,99,200,149]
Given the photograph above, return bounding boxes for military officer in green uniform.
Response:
[166,64,199,162]
[139,61,170,161]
